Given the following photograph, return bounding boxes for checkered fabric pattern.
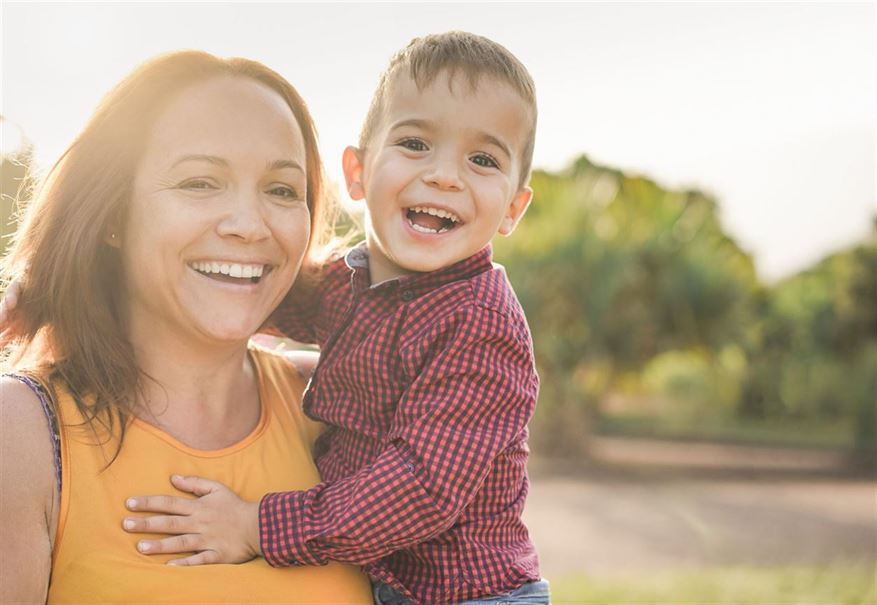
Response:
[263,244,541,605]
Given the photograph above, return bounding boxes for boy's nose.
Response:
[422,157,464,191]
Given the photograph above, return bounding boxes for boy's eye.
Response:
[470,153,499,169]
[398,138,428,152]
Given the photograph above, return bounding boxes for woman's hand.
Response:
[123,475,262,566]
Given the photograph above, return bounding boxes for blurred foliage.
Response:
[495,155,876,455]
[1,117,33,260]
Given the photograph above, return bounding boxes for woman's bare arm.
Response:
[0,377,58,603]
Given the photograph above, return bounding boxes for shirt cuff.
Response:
[259,491,319,567]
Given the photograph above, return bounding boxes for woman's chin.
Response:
[193,317,267,346]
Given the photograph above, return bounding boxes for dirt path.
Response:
[523,442,877,579]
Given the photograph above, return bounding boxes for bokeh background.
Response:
[2,2,875,603]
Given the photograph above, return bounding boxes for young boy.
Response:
[125,32,547,605]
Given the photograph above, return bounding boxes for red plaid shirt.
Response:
[262,243,540,605]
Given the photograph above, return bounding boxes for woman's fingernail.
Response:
[138,541,150,552]
[123,518,135,530]
[126,498,137,509]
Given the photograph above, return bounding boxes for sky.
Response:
[1,1,874,281]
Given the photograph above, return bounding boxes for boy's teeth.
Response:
[409,206,460,223]
[410,222,451,234]
[411,222,438,234]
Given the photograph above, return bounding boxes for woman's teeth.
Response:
[189,261,266,283]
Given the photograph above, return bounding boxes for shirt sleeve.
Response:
[269,275,325,345]
[258,303,539,567]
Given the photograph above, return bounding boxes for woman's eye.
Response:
[268,185,301,200]
[398,138,428,152]
[179,179,217,191]
[471,154,499,169]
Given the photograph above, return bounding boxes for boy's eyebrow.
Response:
[390,120,513,159]
[477,133,512,160]
[388,118,432,132]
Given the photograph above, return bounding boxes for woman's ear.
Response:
[342,146,366,201]
[104,220,121,248]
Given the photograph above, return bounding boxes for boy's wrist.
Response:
[247,500,263,558]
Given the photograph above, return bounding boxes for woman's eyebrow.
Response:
[268,159,304,173]
[170,154,228,169]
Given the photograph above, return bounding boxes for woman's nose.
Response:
[216,191,271,241]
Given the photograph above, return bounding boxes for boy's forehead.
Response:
[387,69,526,108]
[381,70,534,143]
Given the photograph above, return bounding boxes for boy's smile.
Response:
[343,70,533,284]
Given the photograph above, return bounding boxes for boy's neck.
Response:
[363,233,420,285]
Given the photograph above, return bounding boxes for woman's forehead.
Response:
[143,76,306,164]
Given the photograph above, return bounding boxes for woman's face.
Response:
[122,76,311,347]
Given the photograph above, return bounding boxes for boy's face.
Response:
[343,70,533,284]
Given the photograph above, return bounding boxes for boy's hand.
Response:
[0,279,23,348]
[122,474,262,566]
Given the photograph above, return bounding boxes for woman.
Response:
[0,51,372,603]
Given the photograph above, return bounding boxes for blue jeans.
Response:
[372,579,551,605]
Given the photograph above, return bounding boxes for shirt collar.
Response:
[343,241,494,299]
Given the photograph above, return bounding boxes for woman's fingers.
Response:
[125,494,192,515]
[136,533,204,555]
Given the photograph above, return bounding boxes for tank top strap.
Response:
[3,372,62,493]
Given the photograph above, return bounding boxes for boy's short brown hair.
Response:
[359,31,537,188]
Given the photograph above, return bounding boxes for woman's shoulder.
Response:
[248,342,312,412]
[1,373,55,440]
[247,343,324,445]
[0,374,58,520]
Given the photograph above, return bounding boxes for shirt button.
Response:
[401,290,415,302]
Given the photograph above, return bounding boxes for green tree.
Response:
[495,155,758,455]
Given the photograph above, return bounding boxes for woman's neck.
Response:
[127,323,261,450]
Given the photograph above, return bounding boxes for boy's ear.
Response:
[342,146,366,201]
[498,187,533,236]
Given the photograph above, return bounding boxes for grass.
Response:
[550,565,877,605]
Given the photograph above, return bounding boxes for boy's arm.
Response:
[267,284,321,345]
[260,303,538,567]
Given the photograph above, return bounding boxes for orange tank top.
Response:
[46,346,372,604]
